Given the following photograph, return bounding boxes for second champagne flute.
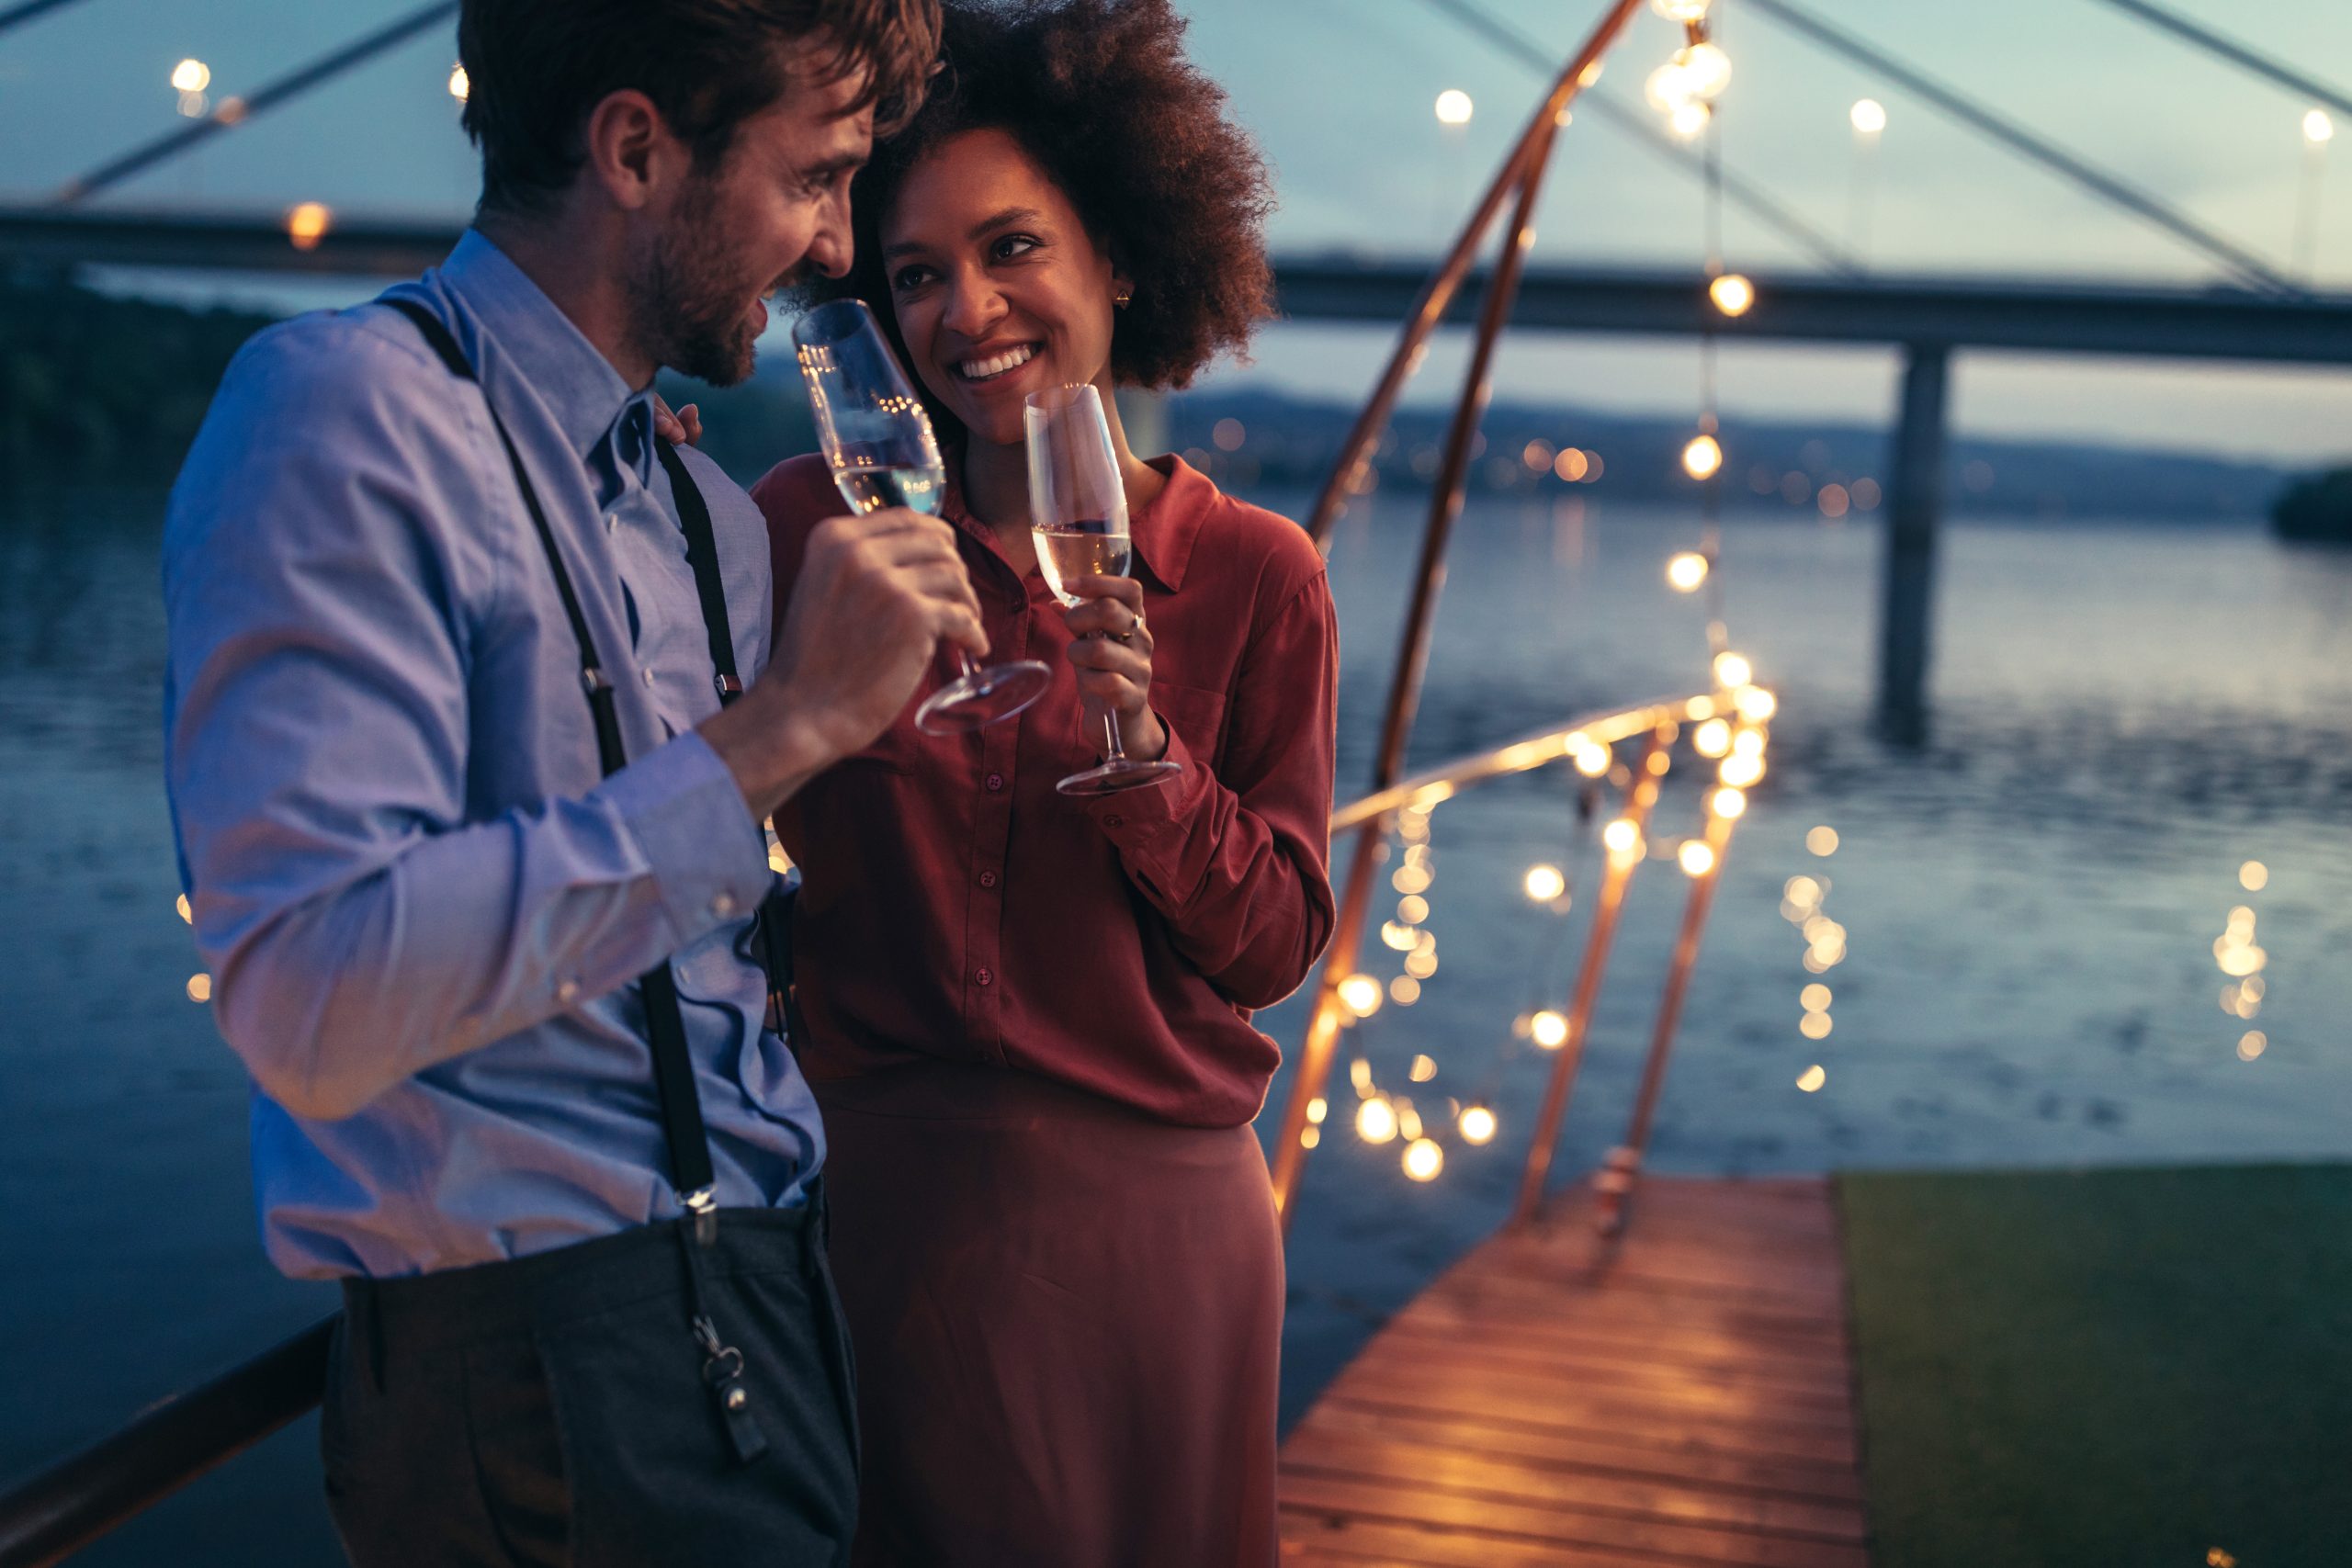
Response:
[792,299,1050,734]
[1024,384,1181,797]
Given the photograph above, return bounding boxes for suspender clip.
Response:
[714,672,743,700]
[682,1184,720,1247]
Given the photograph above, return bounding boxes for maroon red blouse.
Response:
[750,453,1338,1128]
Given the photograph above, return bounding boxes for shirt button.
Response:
[711,892,737,918]
[975,967,994,987]
[642,667,658,687]
[605,513,619,534]
[978,869,1000,888]
[984,773,1005,792]
[556,978,580,1004]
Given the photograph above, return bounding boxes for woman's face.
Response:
[878,127,1127,450]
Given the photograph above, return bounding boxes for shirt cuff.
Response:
[599,730,774,944]
[1083,712,1213,868]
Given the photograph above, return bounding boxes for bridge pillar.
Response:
[1875,343,1950,746]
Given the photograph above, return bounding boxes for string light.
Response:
[1796,1064,1826,1092]
[1693,718,1733,758]
[1396,1100,1425,1142]
[285,202,334,252]
[1523,863,1566,902]
[1734,686,1777,722]
[1709,786,1747,818]
[448,62,470,102]
[1408,1054,1438,1083]
[1601,818,1640,855]
[1306,1096,1327,1124]
[1666,550,1710,591]
[1681,434,1724,480]
[1799,1010,1832,1039]
[1459,1105,1498,1144]
[1338,973,1384,1017]
[171,59,212,94]
[1530,1010,1570,1049]
[1679,840,1716,876]
[1402,1138,1444,1180]
[1668,101,1711,141]
[1708,273,1755,317]
[1713,651,1752,689]
[1802,984,1831,1011]
[1573,742,1611,778]
[1434,89,1474,127]
[2239,861,2267,891]
[1389,976,1422,1006]
[1807,827,1839,856]
[2306,109,2335,146]
[1720,752,1764,789]
[1356,1096,1399,1144]
[1850,98,1887,136]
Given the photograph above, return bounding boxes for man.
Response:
[162,3,967,1561]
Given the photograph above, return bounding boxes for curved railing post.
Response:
[1270,0,1649,1230]
[1510,723,1671,1226]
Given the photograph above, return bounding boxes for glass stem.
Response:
[1102,711,1126,763]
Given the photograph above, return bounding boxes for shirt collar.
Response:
[435,229,659,496]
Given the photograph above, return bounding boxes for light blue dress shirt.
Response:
[163,231,821,1280]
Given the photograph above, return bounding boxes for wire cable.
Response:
[2085,0,2352,125]
[0,0,92,39]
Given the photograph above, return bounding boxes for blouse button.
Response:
[975,967,995,987]
[1103,814,1125,829]
[984,773,1005,792]
[978,870,1000,888]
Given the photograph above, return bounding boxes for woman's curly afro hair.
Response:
[824,0,1275,425]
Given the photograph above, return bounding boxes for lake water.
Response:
[3,483,2346,1562]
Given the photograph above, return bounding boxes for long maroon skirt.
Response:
[812,1062,1283,1567]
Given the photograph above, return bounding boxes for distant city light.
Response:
[1850,98,1887,136]
[1682,434,1724,479]
[1709,272,1755,317]
[448,62,470,102]
[1667,550,1711,591]
[1435,88,1475,127]
[2306,109,2335,146]
[285,201,333,252]
[171,58,211,94]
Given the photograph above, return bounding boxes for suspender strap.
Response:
[656,440,746,705]
[381,296,717,1208]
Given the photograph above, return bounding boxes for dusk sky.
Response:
[5,0,2351,460]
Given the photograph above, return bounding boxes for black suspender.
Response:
[384,297,771,1461]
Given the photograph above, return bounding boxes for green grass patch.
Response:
[1838,1164,2352,1568]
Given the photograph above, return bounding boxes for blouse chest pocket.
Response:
[1153,680,1228,767]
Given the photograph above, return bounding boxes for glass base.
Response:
[1056,758,1182,796]
[914,660,1051,734]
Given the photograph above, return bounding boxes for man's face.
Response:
[630,57,873,387]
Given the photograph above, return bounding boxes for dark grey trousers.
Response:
[323,1203,857,1567]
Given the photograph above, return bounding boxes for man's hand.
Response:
[651,394,702,447]
[701,509,987,818]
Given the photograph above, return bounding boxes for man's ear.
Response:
[580,88,690,211]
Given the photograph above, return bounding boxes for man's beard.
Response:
[629,180,771,388]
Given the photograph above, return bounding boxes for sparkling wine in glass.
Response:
[1024,384,1181,796]
[792,299,1049,734]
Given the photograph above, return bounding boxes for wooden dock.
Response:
[1278,1177,1871,1567]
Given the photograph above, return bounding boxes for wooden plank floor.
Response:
[1278,1177,1870,1567]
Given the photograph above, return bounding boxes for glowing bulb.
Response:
[1709,273,1755,317]
[1531,1010,1570,1049]
[1650,0,1712,19]
[1694,718,1734,758]
[1574,743,1611,778]
[171,59,211,94]
[1402,1137,1444,1181]
[1785,875,1822,907]
[1602,818,1640,855]
[1667,550,1710,591]
[1381,920,1419,952]
[1523,863,1566,902]
[1646,62,1696,115]
[1713,651,1752,689]
[187,973,212,1004]
[1307,1096,1328,1124]
[1301,1125,1320,1148]
[1404,949,1438,980]
[1801,984,1832,1011]
[1397,894,1430,924]
[1851,98,1887,135]
[1799,1010,1832,1040]
[1668,100,1711,140]
[2239,861,2267,891]
[2306,108,2335,145]
[1807,826,1839,856]
[1390,976,1422,1006]
[1710,786,1747,819]
[1435,89,1475,127]
[1357,1096,1398,1144]
[285,201,334,252]
[1679,840,1716,876]
[1338,973,1383,1017]
[448,62,470,102]
[1735,686,1778,722]
[1676,42,1731,102]
[1720,752,1764,789]
[2238,1031,2267,1061]
[1459,1105,1498,1145]
[1396,1100,1424,1142]
[1796,1064,1826,1092]
[1409,1054,1437,1083]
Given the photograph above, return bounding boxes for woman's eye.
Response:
[890,265,933,292]
[992,234,1040,262]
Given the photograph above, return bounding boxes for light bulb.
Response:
[171,59,211,94]
[1357,1096,1398,1144]
[1459,1105,1498,1145]
[1735,685,1778,722]
[1668,100,1712,140]
[1435,89,1474,127]
[1850,98,1887,136]
[1337,973,1383,1017]
[1531,1010,1570,1049]
[1524,863,1566,902]
[1667,550,1710,591]
[1676,41,1731,102]
[1602,818,1640,855]
[1679,840,1716,876]
[1694,717,1733,758]
[1650,0,1712,20]
[1646,62,1695,115]
[1710,786,1747,819]
[1713,651,1752,689]
[1402,1137,1444,1181]
[1709,273,1755,317]
[1720,752,1765,788]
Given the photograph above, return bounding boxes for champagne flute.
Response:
[792,299,1050,734]
[1024,383,1181,796]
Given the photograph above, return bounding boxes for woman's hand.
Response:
[651,393,703,447]
[1061,574,1168,761]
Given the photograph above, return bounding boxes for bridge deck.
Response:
[1277,1177,1870,1567]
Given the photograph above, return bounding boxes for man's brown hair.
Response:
[458,0,942,215]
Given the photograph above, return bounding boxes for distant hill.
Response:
[0,276,2330,524]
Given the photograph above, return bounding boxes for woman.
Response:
[742,2,1335,1562]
